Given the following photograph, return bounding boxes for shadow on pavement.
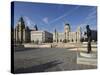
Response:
[14,60,62,74]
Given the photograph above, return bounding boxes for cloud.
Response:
[24,16,35,29]
[85,10,97,21]
[42,17,49,24]
[79,8,97,28]
[49,6,80,24]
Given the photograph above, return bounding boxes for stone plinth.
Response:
[77,52,97,66]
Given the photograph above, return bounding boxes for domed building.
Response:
[53,23,82,43]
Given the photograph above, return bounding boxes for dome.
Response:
[65,23,70,29]
[65,23,70,26]
[64,23,70,32]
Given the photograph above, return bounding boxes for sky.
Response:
[13,1,97,32]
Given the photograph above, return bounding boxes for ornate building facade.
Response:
[14,17,82,44]
[53,23,82,43]
[14,17,53,44]
[14,17,30,43]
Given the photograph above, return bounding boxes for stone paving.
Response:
[14,48,97,73]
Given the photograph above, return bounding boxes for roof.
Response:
[65,23,70,26]
[18,17,24,23]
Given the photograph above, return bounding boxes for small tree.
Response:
[60,39,62,42]
[35,40,39,44]
[63,39,67,43]
[80,38,84,42]
[32,40,34,43]
[57,39,59,43]
[72,39,73,42]
[53,40,56,42]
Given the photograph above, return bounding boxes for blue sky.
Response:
[13,1,97,32]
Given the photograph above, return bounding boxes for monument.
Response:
[77,25,97,66]
[85,25,92,53]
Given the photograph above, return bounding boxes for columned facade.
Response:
[53,23,82,43]
[14,17,30,43]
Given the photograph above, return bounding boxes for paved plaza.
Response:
[14,47,97,73]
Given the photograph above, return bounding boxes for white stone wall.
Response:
[58,33,64,42]
[31,31,43,43]
[53,26,81,43]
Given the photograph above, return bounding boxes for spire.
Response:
[54,28,57,33]
[34,24,38,31]
[17,16,25,29]
[18,16,24,23]
[77,26,81,32]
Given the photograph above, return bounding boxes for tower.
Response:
[54,28,58,43]
[64,23,70,33]
[77,26,81,43]
[16,17,25,43]
[34,24,38,31]
[64,23,70,42]
[54,28,57,42]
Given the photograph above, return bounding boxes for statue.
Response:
[84,25,92,53]
[77,25,97,66]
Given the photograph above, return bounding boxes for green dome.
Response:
[65,23,70,26]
